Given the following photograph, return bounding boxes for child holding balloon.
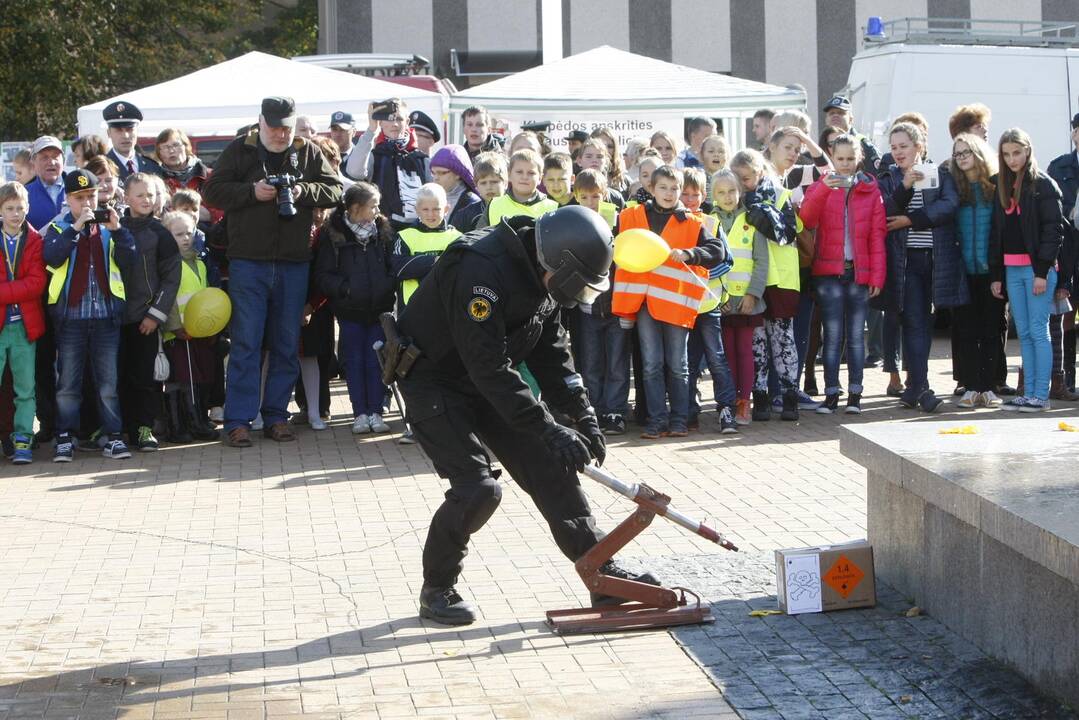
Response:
[612,165,729,439]
[161,211,220,443]
[711,169,769,425]
[729,149,802,422]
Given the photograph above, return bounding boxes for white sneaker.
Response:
[309,416,328,431]
[1019,397,1050,413]
[369,413,391,433]
[1001,396,1028,412]
[980,390,1001,408]
[251,413,264,431]
[352,414,371,434]
[957,390,979,409]
[209,406,224,423]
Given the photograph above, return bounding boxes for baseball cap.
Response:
[567,130,590,144]
[824,96,852,112]
[31,136,63,156]
[330,110,354,129]
[261,96,297,128]
[64,169,99,194]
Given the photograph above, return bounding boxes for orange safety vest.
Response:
[612,205,707,329]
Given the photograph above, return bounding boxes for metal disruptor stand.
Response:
[545,464,738,634]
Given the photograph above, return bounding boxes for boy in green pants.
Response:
[0,181,47,464]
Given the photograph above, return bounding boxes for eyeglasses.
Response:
[952,149,974,160]
[160,142,185,152]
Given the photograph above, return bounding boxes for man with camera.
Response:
[203,96,342,448]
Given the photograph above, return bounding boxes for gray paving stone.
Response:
[654,552,1077,720]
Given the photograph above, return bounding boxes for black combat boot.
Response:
[419,585,478,626]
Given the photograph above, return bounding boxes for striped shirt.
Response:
[905,189,934,249]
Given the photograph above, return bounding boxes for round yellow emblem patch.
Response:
[468,297,492,322]
[77,174,89,187]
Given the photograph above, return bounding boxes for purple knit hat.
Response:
[430,144,477,194]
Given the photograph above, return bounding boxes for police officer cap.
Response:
[408,110,440,142]
[103,100,144,127]
[534,206,614,309]
[824,96,852,112]
[64,169,99,194]
[330,110,355,129]
[567,130,590,144]
[521,120,552,134]
[261,96,297,128]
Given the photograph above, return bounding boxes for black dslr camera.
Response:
[265,173,297,217]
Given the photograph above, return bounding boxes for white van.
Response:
[845,18,1079,163]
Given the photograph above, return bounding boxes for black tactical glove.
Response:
[575,413,606,467]
[542,422,591,474]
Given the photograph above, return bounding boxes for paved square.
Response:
[1,346,1076,719]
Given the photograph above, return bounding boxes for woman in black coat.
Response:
[873,122,965,412]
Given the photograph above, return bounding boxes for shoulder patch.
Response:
[472,285,499,302]
[467,296,493,322]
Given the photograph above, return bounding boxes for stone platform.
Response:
[840,418,1079,709]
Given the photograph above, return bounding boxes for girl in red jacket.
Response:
[799,135,886,414]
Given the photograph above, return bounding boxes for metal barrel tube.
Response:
[582,465,737,551]
[582,464,640,498]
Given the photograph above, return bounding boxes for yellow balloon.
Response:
[614,228,670,273]
[183,287,232,338]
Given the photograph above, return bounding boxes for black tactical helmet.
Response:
[533,205,614,308]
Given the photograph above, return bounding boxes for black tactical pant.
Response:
[400,367,602,588]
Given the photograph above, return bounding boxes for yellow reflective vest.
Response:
[719,212,757,298]
[764,190,802,292]
[46,221,126,305]
[692,212,729,314]
[165,258,207,341]
[487,193,558,224]
[397,226,462,305]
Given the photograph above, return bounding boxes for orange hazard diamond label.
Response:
[823,554,865,599]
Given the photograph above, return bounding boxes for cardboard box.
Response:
[775,540,876,615]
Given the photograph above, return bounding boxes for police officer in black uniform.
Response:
[396,205,655,625]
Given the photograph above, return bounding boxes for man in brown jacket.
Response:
[203,96,342,447]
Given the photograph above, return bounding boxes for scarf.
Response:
[345,217,378,247]
[743,176,797,246]
[634,187,653,205]
[371,133,427,219]
[161,158,202,186]
[446,181,467,216]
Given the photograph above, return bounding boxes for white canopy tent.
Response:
[77,51,444,140]
[449,46,806,153]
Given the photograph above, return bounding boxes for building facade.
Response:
[317,0,1062,125]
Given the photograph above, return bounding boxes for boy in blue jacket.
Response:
[42,170,137,462]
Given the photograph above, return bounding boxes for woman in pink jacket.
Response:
[799,135,887,415]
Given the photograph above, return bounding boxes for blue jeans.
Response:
[338,319,386,416]
[636,307,690,429]
[817,270,868,395]
[578,311,630,417]
[1006,265,1056,401]
[224,259,309,430]
[688,312,736,416]
[55,319,122,435]
[900,249,934,393]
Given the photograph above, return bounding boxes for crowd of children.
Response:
[3,96,1078,465]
